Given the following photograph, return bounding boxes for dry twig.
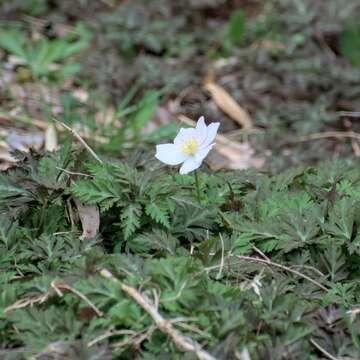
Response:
[337,111,360,118]
[5,280,103,318]
[55,167,91,177]
[55,119,103,163]
[100,269,217,360]
[51,280,103,317]
[216,233,225,280]
[309,338,341,360]
[252,246,271,262]
[235,256,328,291]
[88,325,156,350]
[202,255,328,292]
[112,325,156,349]
[295,131,360,143]
[4,293,50,313]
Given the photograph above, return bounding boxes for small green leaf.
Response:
[70,179,122,210]
[0,216,18,249]
[121,203,142,240]
[340,23,360,67]
[0,31,27,58]
[325,199,354,241]
[132,90,159,131]
[227,9,246,46]
[129,229,177,254]
[145,202,170,228]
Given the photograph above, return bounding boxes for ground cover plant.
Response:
[1,0,360,359]
[1,145,360,359]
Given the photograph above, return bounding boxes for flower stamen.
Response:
[181,138,199,155]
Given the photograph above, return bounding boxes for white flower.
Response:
[155,116,220,174]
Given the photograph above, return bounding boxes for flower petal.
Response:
[174,127,197,145]
[195,144,214,163]
[194,116,207,144]
[155,144,188,165]
[201,122,220,148]
[179,157,201,175]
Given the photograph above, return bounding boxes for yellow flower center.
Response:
[181,138,199,155]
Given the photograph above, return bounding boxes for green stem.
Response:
[194,170,201,204]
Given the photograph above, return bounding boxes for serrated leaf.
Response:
[70,179,121,210]
[320,243,348,282]
[120,203,142,240]
[145,202,170,228]
[325,199,354,241]
[0,216,18,249]
[128,229,177,254]
[0,30,27,58]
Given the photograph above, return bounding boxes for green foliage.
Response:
[131,90,159,131]
[100,2,195,58]
[8,306,82,351]
[0,23,91,81]
[145,202,170,228]
[1,148,360,359]
[129,229,178,254]
[70,178,122,209]
[0,216,18,249]
[23,1,49,16]
[340,23,360,67]
[2,0,360,357]
[121,203,142,240]
[226,9,246,46]
[89,86,164,155]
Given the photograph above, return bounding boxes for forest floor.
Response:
[1,1,360,359]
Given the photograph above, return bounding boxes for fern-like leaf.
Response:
[70,179,122,211]
[145,202,170,228]
[120,203,142,240]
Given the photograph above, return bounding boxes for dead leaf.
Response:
[0,134,16,169]
[213,140,264,170]
[7,55,27,68]
[4,293,50,314]
[73,197,100,240]
[0,147,16,163]
[255,40,284,50]
[7,131,44,151]
[73,88,89,103]
[77,307,99,321]
[45,124,58,152]
[204,82,252,129]
[95,106,115,126]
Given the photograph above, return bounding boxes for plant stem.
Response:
[194,170,201,204]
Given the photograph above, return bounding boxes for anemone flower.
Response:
[155,116,220,175]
